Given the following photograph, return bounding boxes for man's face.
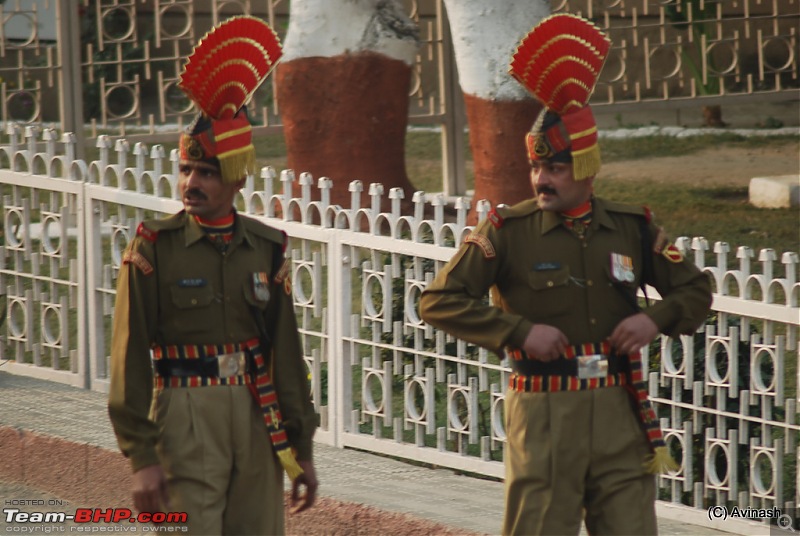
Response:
[530,160,595,212]
[178,160,243,220]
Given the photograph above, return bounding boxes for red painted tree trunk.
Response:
[464,94,542,222]
[276,52,416,210]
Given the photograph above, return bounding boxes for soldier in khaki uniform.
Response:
[419,15,712,536]
[108,18,318,534]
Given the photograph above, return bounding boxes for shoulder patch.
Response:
[123,250,153,275]
[136,222,158,243]
[464,232,496,259]
[273,258,291,284]
[273,259,292,295]
[663,244,684,263]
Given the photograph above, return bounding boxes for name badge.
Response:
[577,354,608,379]
[177,278,207,287]
[252,272,270,302]
[610,253,635,283]
[534,261,561,271]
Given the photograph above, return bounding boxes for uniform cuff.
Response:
[644,302,677,336]
[507,319,534,350]
[294,441,313,462]
[129,447,161,474]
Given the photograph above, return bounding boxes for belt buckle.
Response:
[217,351,246,378]
[577,354,608,380]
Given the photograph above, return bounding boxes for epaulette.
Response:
[135,213,184,242]
[240,217,289,279]
[603,200,651,223]
[487,199,540,229]
[488,208,505,229]
[136,222,158,243]
[240,216,288,252]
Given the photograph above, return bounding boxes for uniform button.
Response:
[191,299,197,305]
[583,243,588,248]
[547,281,554,287]
[587,280,593,286]
[590,318,597,325]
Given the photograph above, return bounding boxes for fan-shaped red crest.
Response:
[509,14,610,113]
[179,16,283,119]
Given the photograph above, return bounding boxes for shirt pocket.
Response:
[170,284,215,309]
[527,266,572,318]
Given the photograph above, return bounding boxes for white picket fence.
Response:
[1,125,798,517]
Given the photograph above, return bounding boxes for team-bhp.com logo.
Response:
[4,507,188,532]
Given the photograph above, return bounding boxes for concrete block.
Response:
[748,175,800,208]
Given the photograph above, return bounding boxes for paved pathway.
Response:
[0,372,768,535]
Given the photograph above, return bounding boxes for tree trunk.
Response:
[442,1,549,221]
[276,0,419,211]
[464,95,542,209]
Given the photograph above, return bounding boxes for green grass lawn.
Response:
[598,135,799,254]
[594,180,799,254]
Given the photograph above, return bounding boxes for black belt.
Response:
[153,351,254,379]
[508,351,629,377]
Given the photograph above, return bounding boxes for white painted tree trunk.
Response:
[277,0,419,208]
[443,0,550,215]
[442,0,549,101]
[282,0,418,64]
[278,0,549,214]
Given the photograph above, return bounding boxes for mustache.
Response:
[537,186,557,195]
[184,188,208,200]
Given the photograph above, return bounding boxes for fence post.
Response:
[56,0,86,159]
[437,0,467,197]
[330,230,351,447]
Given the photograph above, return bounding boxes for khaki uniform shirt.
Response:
[108,211,316,472]
[420,197,712,356]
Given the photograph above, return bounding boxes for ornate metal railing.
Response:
[1,126,797,520]
[1,1,797,178]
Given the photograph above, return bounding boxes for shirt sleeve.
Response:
[267,258,318,461]
[419,221,533,355]
[642,223,713,337]
[107,237,161,473]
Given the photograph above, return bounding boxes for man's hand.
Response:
[608,313,659,355]
[521,324,569,362]
[132,464,169,514]
[289,460,318,514]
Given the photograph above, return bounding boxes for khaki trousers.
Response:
[154,385,283,535]
[503,387,657,536]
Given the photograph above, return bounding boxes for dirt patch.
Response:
[286,496,482,536]
[601,142,799,187]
